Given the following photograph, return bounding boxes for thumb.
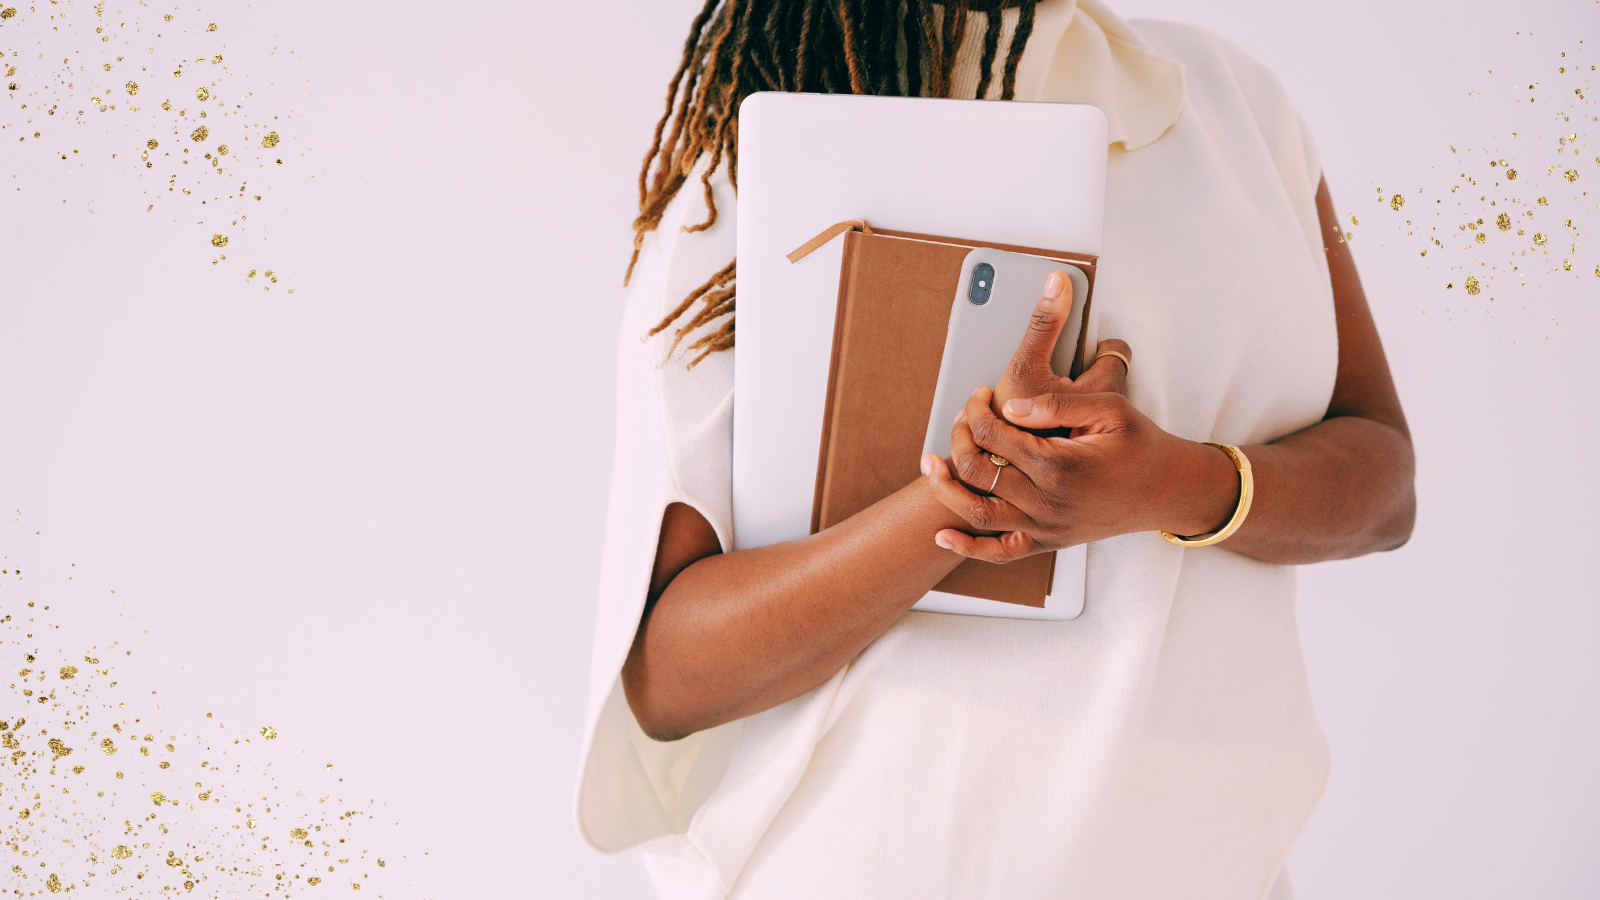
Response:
[1001,391,1126,432]
[1003,270,1073,384]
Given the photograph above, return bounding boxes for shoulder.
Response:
[1127,18,1293,105]
[1130,19,1323,192]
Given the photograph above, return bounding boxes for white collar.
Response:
[1023,0,1187,151]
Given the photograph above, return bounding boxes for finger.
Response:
[933,528,1040,564]
[999,390,1129,433]
[1003,270,1074,386]
[924,452,1034,533]
[948,407,1031,498]
[963,386,1054,469]
[1070,339,1133,396]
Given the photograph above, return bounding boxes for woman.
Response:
[578,1,1415,898]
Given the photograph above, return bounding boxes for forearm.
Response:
[622,478,966,741]
[1170,415,1416,565]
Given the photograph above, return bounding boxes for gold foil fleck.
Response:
[147,138,159,150]
[211,234,229,248]
[1506,169,1518,180]
[261,131,281,149]
[47,738,72,760]
[166,853,183,867]
[246,817,258,828]
[162,100,172,110]
[196,86,210,101]
[60,665,78,679]
[0,9,16,20]
[164,12,172,20]
[150,791,167,805]
[1537,197,1548,206]
[190,125,210,142]
[1475,233,1486,244]
[112,845,132,860]
[219,145,229,156]
[308,877,322,886]
[159,760,170,769]
[1564,260,1573,271]
[1497,213,1511,232]
[207,22,217,31]
[198,791,210,801]
[1465,276,1481,295]
[71,765,84,774]
[45,874,61,893]
[1350,215,1360,226]
[100,737,117,755]
[212,54,223,64]
[1390,194,1405,211]
[1533,233,1548,246]
[1564,169,1579,182]
[125,81,139,96]
[261,726,278,740]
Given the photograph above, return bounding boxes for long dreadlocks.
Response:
[632,0,1040,366]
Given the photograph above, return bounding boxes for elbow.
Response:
[620,654,703,743]
[1377,486,1417,553]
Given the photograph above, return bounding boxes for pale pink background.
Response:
[2,0,1595,896]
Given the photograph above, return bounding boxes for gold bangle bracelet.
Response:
[1160,443,1254,548]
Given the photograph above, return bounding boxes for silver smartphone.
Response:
[922,248,1092,458]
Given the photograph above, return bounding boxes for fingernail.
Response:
[1043,272,1064,301]
[935,534,953,550]
[1006,398,1033,416]
[920,455,933,476]
[954,409,966,423]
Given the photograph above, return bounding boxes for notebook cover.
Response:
[810,228,1097,608]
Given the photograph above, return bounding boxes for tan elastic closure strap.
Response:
[787,219,875,263]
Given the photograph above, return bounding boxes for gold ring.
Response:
[1094,349,1131,373]
[987,454,1009,493]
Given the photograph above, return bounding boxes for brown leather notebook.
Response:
[802,223,1098,608]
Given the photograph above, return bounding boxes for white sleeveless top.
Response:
[577,3,1338,898]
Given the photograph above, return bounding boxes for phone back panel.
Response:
[923,249,1091,458]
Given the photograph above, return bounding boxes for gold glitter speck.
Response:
[196,86,210,101]
[261,131,281,149]
[48,738,72,760]
[1506,169,1517,180]
[112,845,132,860]
[59,665,78,679]
[219,145,229,156]
[1475,233,1486,244]
[291,828,309,839]
[308,878,322,886]
[150,791,167,805]
[1537,197,1548,206]
[211,234,229,248]
[1533,233,1548,246]
[162,100,172,110]
[1390,194,1405,211]
[148,138,159,150]
[261,726,278,739]
[207,22,217,31]
[191,125,210,142]
[46,874,61,893]
[212,54,223,64]
[166,854,183,867]
[125,81,138,96]
[1564,170,1579,182]
[1349,215,1359,226]
[71,765,84,774]
[0,9,16,20]
[246,817,258,828]
[1465,276,1481,295]
[100,737,117,755]
[1497,213,1511,232]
